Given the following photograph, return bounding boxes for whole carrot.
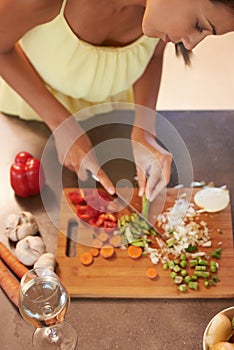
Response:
[0,242,28,278]
[0,260,19,307]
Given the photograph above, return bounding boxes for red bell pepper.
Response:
[10,151,45,197]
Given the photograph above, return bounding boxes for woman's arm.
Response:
[132,40,172,200]
[0,0,72,130]
[0,0,115,193]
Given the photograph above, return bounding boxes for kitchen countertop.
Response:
[0,110,233,350]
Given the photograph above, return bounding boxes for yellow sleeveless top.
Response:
[0,0,159,120]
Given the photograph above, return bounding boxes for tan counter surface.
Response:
[0,110,233,350]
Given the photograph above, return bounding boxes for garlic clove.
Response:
[34,253,55,271]
[5,211,39,242]
[17,223,38,240]
[15,236,45,266]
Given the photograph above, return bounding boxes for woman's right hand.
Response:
[53,117,115,195]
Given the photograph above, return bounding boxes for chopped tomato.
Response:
[78,214,90,221]
[94,214,108,227]
[68,190,84,205]
[103,221,117,233]
[97,190,112,202]
[105,213,117,222]
[76,204,99,218]
[88,218,98,226]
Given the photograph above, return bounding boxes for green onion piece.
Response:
[194,271,210,278]
[180,253,187,261]
[162,263,169,270]
[174,276,183,284]
[185,245,198,253]
[191,275,198,281]
[173,265,181,273]
[184,276,191,284]
[195,266,207,271]
[178,284,187,292]
[180,260,187,268]
[181,269,188,277]
[168,260,175,269]
[174,258,180,265]
[197,259,208,266]
[210,265,217,273]
[188,281,199,290]
[166,237,175,247]
[210,248,222,259]
[204,280,210,287]
[190,259,198,267]
[131,241,145,247]
[170,271,177,279]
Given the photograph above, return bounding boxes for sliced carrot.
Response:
[97,232,109,242]
[100,245,115,259]
[90,248,100,257]
[127,245,142,259]
[0,242,28,279]
[0,260,19,307]
[80,252,94,266]
[92,238,103,249]
[146,267,158,280]
[109,235,122,247]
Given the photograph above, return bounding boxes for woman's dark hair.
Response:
[175,43,192,66]
[176,0,234,65]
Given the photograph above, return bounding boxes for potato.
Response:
[211,342,234,350]
[205,313,233,348]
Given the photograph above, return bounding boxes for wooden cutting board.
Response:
[56,188,234,298]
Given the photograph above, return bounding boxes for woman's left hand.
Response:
[131,127,172,201]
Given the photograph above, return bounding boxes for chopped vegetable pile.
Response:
[68,189,224,292]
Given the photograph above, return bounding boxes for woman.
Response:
[0,0,233,200]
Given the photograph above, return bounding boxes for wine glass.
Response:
[18,267,78,349]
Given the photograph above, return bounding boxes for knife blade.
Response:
[88,171,165,242]
[114,191,166,242]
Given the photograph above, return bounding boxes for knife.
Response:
[89,172,166,242]
[114,191,166,242]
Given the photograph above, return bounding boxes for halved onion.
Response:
[194,187,230,213]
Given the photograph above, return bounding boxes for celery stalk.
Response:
[141,194,150,219]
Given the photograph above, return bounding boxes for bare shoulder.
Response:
[0,0,62,52]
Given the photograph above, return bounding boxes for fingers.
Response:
[145,160,162,200]
[136,165,146,197]
[163,152,173,184]
[145,153,172,201]
[95,168,115,195]
[146,176,166,202]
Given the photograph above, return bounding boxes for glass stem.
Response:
[47,326,61,344]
